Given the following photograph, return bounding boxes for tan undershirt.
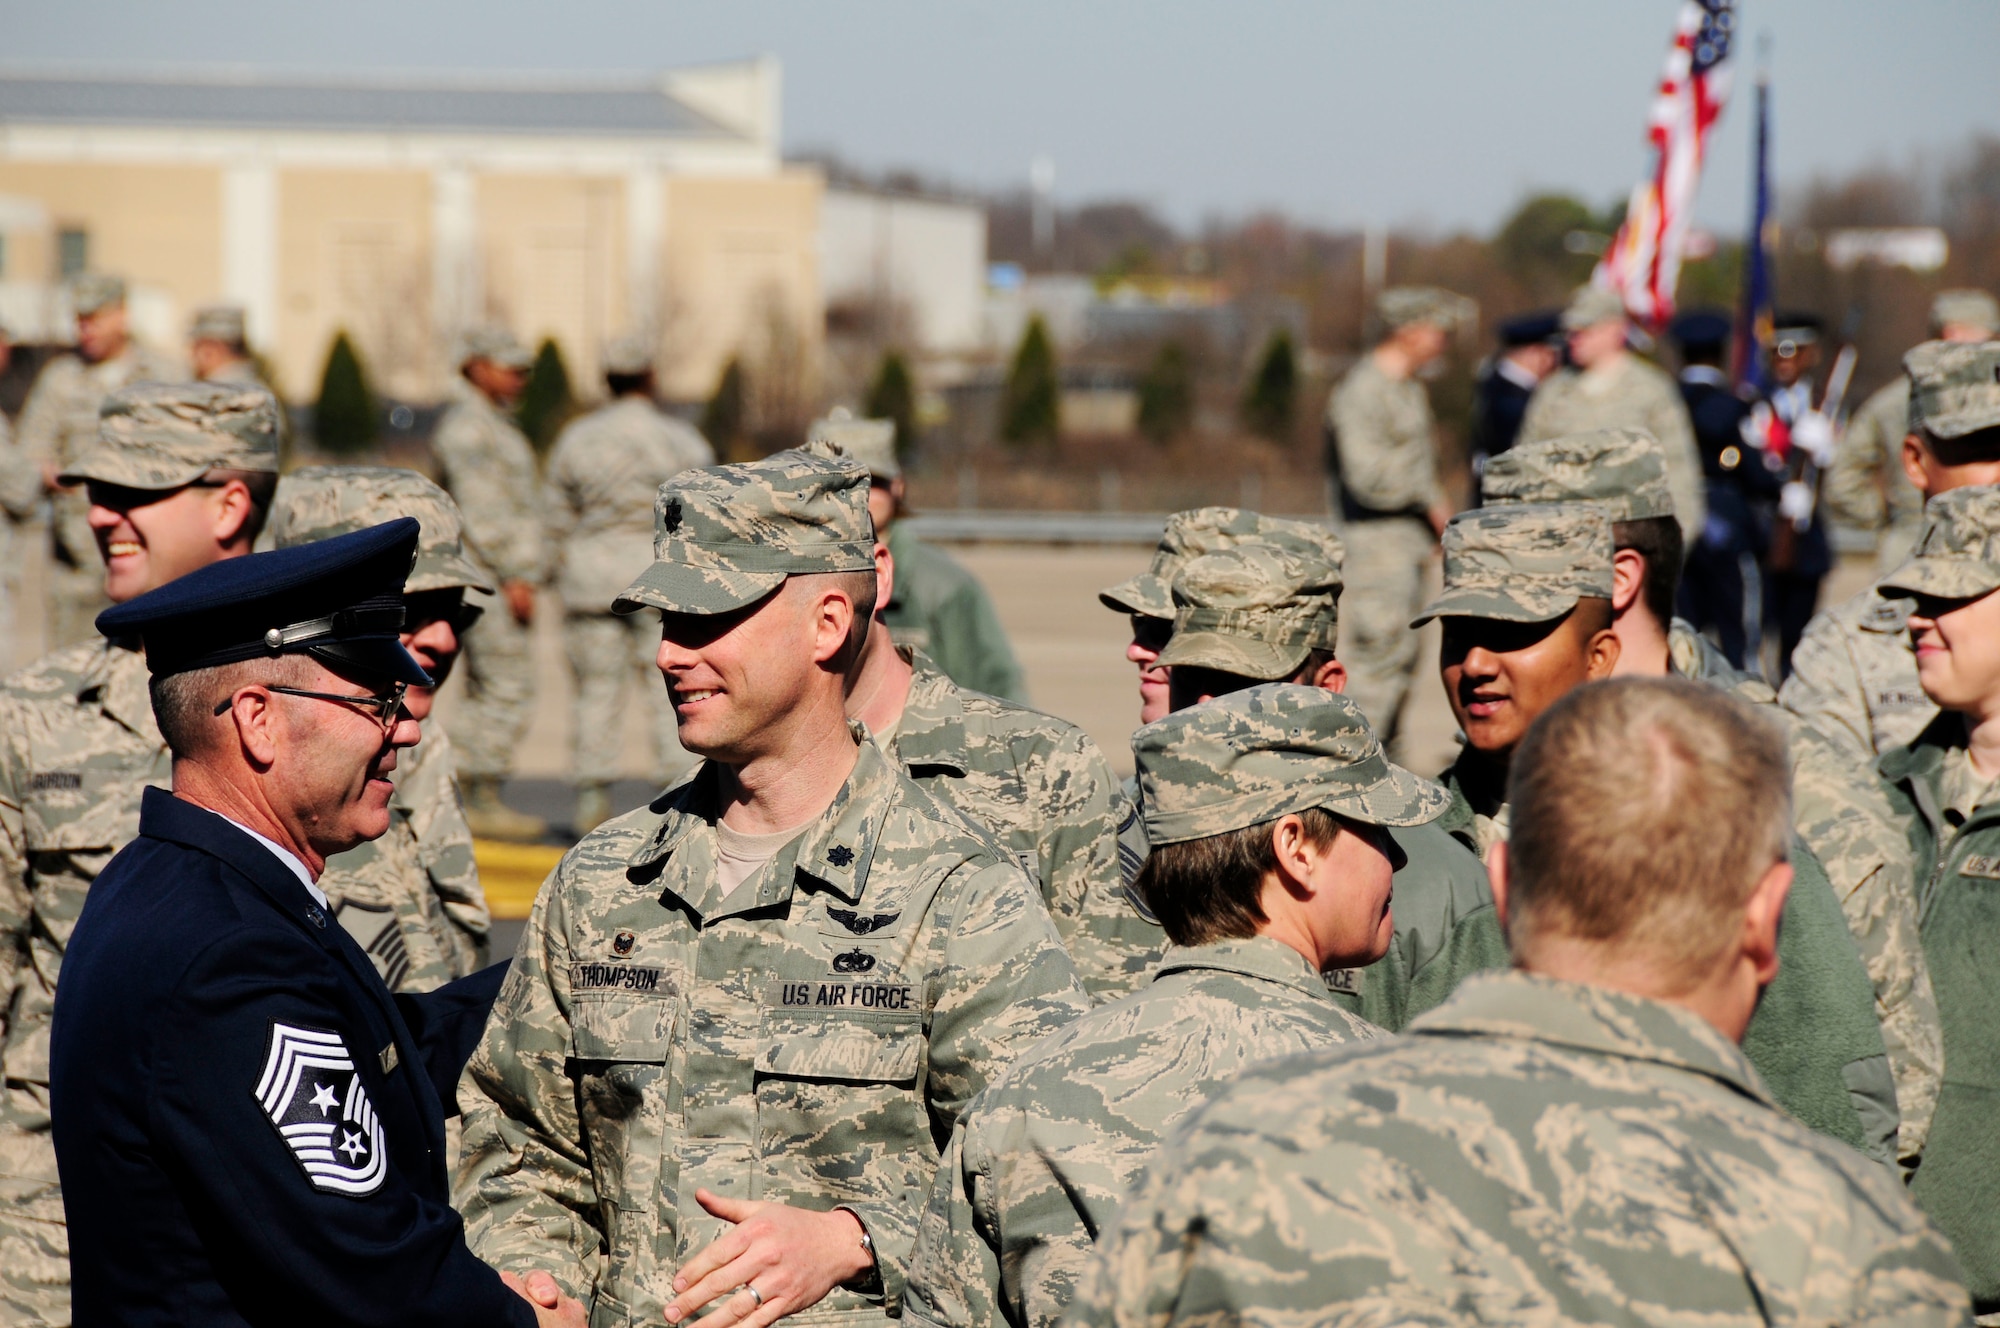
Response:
[1941,744,2000,827]
[715,817,814,902]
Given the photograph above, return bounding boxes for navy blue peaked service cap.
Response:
[1669,310,1733,352]
[1498,310,1561,347]
[96,518,433,687]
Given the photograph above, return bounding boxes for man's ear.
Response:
[1266,814,1315,900]
[209,478,256,548]
[1901,433,1932,494]
[1740,859,1792,989]
[225,687,282,770]
[873,542,894,619]
[808,582,860,666]
[1609,548,1646,615]
[1308,657,1349,694]
[1585,627,1622,680]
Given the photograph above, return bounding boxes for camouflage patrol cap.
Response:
[190,303,246,344]
[457,324,532,370]
[1412,502,1614,626]
[1155,544,1342,680]
[603,333,655,377]
[1905,341,2000,440]
[1479,428,1676,521]
[613,449,875,616]
[1931,289,2000,336]
[1377,286,1475,331]
[268,465,495,594]
[60,381,280,490]
[1134,683,1448,845]
[70,273,126,315]
[1560,284,1628,331]
[1099,507,1341,619]
[1878,486,2000,602]
[807,412,900,481]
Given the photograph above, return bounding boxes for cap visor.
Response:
[1877,558,2000,602]
[307,637,435,689]
[1411,589,1577,629]
[613,562,788,616]
[1318,766,1452,828]
[407,551,497,596]
[1155,631,1307,680]
[1098,573,1171,619]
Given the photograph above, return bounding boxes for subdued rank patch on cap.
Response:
[269,465,495,595]
[1098,508,1343,620]
[253,1021,388,1196]
[806,412,900,480]
[1133,682,1448,846]
[456,324,532,370]
[1377,285,1476,331]
[189,302,247,344]
[1155,543,1341,681]
[1412,502,1615,627]
[602,332,656,377]
[97,517,432,686]
[1878,484,2000,603]
[1905,340,2000,440]
[1559,283,1628,332]
[613,448,876,617]
[1479,428,1676,521]
[69,272,126,315]
[1932,288,2000,336]
[60,380,281,490]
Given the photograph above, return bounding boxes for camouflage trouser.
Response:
[455,597,537,780]
[0,1122,68,1327]
[1336,516,1434,750]
[564,612,690,786]
[43,560,106,655]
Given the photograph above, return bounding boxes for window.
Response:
[57,228,88,278]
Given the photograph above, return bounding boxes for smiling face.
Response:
[1440,600,1619,758]
[86,478,250,603]
[1129,614,1173,725]
[270,660,420,858]
[1908,589,2000,719]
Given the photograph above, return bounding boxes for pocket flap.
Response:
[571,994,673,1064]
[760,1011,923,1083]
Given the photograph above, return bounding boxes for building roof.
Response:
[0,69,735,139]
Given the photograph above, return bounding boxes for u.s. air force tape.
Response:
[253,1022,387,1198]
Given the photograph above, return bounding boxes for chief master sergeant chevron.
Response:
[454,450,1089,1327]
[47,519,585,1327]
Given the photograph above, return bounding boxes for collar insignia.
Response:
[827,844,855,868]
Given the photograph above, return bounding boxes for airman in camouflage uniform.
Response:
[1120,532,1505,1031]
[1324,286,1471,750]
[1826,288,1997,572]
[431,325,546,841]
[1871,484,2000,1312]
[905,685,1443,1328]
[1420,504,1899,1163]
[267,465,497,988]
[1517,285,1705,546]
[187,303,268,390]
[16,274,182,649]
[0,380,277,1327]
[455,450,1089,1326]
[546,334,714,832]
[1065,679,1970,1328]
[1784,340,2000,761]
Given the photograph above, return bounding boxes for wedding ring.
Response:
[741,1285,764,1309]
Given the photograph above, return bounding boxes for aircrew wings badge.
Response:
[254,1022,388,1197]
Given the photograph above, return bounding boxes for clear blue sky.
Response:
[5,0,1996,235]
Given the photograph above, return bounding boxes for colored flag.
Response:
[1593,0,1737,330]
[1734,65,1776,396]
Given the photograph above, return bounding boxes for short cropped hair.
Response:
[1135,806,1341,946]
[152,655,317,759]
[1504,677,1791,987]
[1611,515,1683,628]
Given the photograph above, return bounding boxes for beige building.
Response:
[0,60,822,403]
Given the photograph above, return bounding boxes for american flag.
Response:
[1593,0,1736,330]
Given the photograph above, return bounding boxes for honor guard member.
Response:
[1418,503,1897,1163]
[1468,308,1560,471]
[454,451,1089,1325]
[547,334,714,834]
[817,428,1159,1001]
[1518,284,1705,547]
[1746,311,1838,676]
[905,686,1432,1328]
[1124,535,1504,1031]
[16,273,182,649]
[1785,341,2000,760]
[816,413,1027,703]
[432,325,547,842]
[0,380,279,1327]
[1324,285,1471,751]
[268,466,498,989]
[1828,288,1998,572]
[1671,310,1777,668]
[1869,484,2000,1312]
[1064,679,1970,1328]
[48,519,584,1328]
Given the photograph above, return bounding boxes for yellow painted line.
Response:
[475,839,569,920]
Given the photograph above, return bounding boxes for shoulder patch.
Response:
[253,1022,388,1198]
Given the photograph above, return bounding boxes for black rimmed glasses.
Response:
[213,681,410,728]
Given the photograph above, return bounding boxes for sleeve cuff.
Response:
[833,1202,903,1311]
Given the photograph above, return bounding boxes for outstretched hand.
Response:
[664,1190,875,1328]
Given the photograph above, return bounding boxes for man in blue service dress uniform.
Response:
[47,518,584,1328]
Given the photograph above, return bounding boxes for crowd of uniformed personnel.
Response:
[0,266,1998,1327]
